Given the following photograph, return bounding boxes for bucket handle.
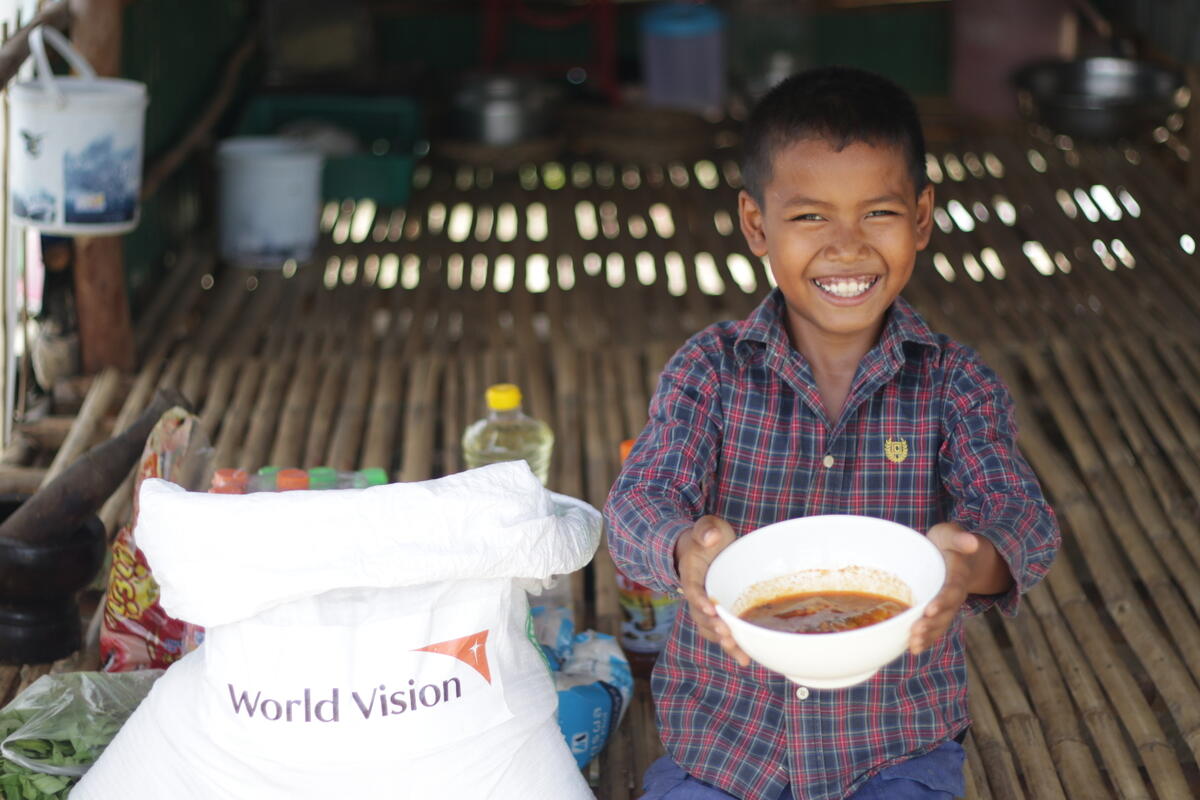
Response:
[28,25,98,107]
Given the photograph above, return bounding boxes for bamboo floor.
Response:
[4,131,1200,799]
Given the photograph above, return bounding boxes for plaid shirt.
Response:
[605,289,1059,800]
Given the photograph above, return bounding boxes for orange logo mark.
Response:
[414,630,492,684]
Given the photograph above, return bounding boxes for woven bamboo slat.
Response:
[15,663,51,692]
[397,354,438,482]
[325,354,375,471]
[209,358,263,470]
[1083,340,1200,570]
[965,620,1067,800]
[268,348,323,468]
[1024,581,1173,800]
[0,666,20,707]
[1049,338,1200,616]
[238,358,293,472]
[132,250,207,360]
[992,345,1200,765]
[439,354,463,478]
[302,358,346,468]
[40,368,122,486]
[966,656,1025,800]
[1105,336,1200,499]
[963,731,994,800]
[1023,344,1200,700]
[996,609,1109,798]
[0,465,47,494]
[86,343,177,535]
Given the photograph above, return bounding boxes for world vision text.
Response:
[226,677,465,723]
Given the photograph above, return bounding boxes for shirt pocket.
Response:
[849,423,941,529]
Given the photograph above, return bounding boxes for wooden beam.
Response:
[68,0,135,373]
[0,2,72,88]
[67,0,120,75]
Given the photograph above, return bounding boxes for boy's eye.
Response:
[866,209,899,218]
[790,213,824,222]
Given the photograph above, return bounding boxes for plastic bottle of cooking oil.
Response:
[462,383,554,485]
[613,438,680,677]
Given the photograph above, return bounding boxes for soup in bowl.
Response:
[705,515,945,689]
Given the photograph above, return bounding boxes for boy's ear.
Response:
[738,190,769,257]
[914,184,935,251]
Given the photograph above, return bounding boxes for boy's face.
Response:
[738,138,933,353]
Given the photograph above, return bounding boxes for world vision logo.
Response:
[414,630,492,684]
[884,436,908,464]
[225,629,494,723]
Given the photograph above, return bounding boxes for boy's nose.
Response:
[824,228,871,263]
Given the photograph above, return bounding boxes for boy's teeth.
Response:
[814,276,876,298]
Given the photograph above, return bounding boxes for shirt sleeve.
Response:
[938,352,1060,617]
[603,337,722,594]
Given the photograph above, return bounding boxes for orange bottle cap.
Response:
[276,468,310,491]
[211,467,248,493]
[619,439,636,463]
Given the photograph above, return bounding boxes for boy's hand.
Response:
[675,515,751,667]
[909,522,1009,654]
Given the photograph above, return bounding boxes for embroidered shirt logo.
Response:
[884,437,908,464]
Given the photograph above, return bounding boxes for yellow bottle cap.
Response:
[486,383,522,411]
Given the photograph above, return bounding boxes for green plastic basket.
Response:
[236,94,421,206]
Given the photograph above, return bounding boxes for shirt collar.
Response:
[734,288,941,366]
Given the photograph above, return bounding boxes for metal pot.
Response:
[1012,57,1184,141]
[0,494,105,664]
[452,73,561,146]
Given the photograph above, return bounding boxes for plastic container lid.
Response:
[641,3,723,37]
[486,383,523,412]
[211,467,249,494]
[276,468,310,491]
[308,466,337,489]
[256,465,280,490]
[358,467,389,487]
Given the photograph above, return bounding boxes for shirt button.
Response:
[795,686,810,700]
[822,455,835,468]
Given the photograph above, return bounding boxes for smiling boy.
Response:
[604,67,1059,799]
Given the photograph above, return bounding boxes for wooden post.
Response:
[68,0,135,373]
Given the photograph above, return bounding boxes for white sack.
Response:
[72,462,601,800]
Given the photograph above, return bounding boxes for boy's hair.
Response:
[741,66,929,205]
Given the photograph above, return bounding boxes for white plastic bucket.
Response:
[217,136,323,269]
[7,26,148,235]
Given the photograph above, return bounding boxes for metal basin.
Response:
[1012,57,1184,141]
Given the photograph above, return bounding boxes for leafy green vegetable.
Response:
[0,671,161,799]
[0,707,72,799]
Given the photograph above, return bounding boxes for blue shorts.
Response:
[639,740,966,800]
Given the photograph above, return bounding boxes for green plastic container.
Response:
[236,94,421,206]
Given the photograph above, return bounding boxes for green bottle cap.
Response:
[358,467,389,487]
[308,466,338,489]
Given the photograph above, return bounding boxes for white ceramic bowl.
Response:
[705,515,945,689]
